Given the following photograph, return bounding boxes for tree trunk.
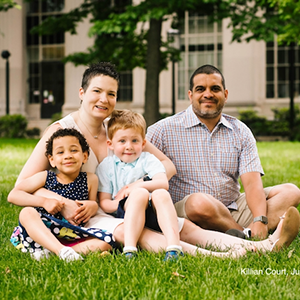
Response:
[144,18,162,126]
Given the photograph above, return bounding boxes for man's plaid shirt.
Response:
[146,105,264,208]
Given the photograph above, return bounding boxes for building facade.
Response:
[1,0,300,133]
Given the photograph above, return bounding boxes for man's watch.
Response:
[253,216,268,225]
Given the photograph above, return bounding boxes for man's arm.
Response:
[143,140,176,180]
[241,172,268,238]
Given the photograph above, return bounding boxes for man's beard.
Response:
[192,102,224,119]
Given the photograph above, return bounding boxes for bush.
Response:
[0,114,28,138]
[26,127,41,138]
[238,107,300,140]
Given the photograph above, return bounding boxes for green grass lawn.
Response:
[1,139,300,300]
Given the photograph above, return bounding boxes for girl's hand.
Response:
[43,198,64,215]
[73,200,98,225]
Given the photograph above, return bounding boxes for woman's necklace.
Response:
[78,112,101,139]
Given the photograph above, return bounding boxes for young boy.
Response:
[96,109,184,260]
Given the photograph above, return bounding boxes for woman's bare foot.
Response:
[268,207,300,252]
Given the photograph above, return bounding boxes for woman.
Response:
[15,62,299,258]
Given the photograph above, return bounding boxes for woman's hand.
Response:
[73,200,99,225]
[60,198,80,225]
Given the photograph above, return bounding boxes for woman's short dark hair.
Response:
[81,62,120,92]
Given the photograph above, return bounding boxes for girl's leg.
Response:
[19,207,65,255]
[123,188,149,250]
[151,189,181,247]
[20,207,82,261]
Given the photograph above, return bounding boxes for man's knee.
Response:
[185,193,218,220]
[270,183,300,206]
[285,183,300,206]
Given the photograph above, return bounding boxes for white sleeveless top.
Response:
[56,114,101,173]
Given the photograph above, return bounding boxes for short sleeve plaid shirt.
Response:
[146,105,264,207]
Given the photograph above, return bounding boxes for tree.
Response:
[30,0,230,125]
[225,0,300,137]
[0,0,21,11]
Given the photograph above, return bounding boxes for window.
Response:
[266,41,300,98]
[26,0,65,119]
[118,71,133,102]
[178,12,222,100]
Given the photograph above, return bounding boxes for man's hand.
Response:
[43,198,64,215]
[251,222,268,239]
[73,201,98,225]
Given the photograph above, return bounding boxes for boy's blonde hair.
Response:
[107,109,146,140]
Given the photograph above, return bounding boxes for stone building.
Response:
[0,0,299,133]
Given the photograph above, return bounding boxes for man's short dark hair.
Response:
[189,64,226,91]
[45,128,90,157]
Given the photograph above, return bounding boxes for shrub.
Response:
[238,107,300,140]
[0,114,28,138]
[26,127,41,138]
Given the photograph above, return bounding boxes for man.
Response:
[146,64,300,239]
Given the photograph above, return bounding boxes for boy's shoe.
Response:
[58,247,84,262]
[164,249,184,261]
[31,249,52,261]
[123,251,137,260]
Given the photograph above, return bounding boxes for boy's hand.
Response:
[43,198,64,215]
[73,200,98,225]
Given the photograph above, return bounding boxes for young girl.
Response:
[8,128,115,262]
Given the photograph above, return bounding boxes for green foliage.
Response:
[0,0,21,12]
[26,127,41,138]
[0,115,28,138]
[238,107,300,140]
[50,112,62,124]
[226,0,300,45]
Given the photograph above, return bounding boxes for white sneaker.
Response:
[58,247,83,262]
[31,249,52,261]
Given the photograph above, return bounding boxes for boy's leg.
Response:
[151,189,181,247]
[123,188,149,249]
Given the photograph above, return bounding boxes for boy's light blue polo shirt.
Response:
[96,152,166,199]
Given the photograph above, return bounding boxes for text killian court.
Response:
[240,268,300,276]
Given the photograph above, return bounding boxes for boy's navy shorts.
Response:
[116,197,161,232]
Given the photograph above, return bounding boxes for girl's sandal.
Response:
[270,206,300,252]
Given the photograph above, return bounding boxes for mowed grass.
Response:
[1,139,300,300]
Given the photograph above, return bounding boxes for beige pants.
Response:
[174,187,273,228]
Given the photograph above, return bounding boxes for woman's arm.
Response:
[16,123,62,185]
[8,171,64,215]
[143,140,176,180]
[74,173,99,224]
